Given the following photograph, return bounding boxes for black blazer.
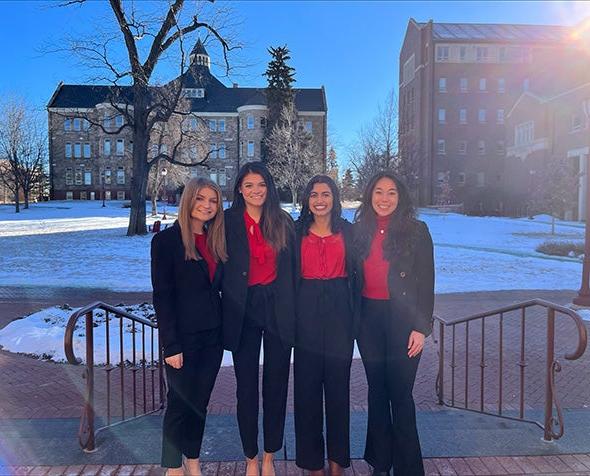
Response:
[221,206,297,352]
[354,220,435,337]
[151,221,223,358]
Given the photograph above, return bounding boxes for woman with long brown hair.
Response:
[222,161,296,476]
[354,171,434,476]
[151,177,227,475]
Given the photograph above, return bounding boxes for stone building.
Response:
[47,40,327,201]
[399,19,589,214]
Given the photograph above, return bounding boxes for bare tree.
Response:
[147,159,191,216]
[57,0,238,235]
[265,103,320,206]
[0,98,47,212]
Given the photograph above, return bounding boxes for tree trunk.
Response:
[551,215,555,235]
[23,187,29,209]
[151,195,158,216]
[14,183,20,213]
[290,183,297,208]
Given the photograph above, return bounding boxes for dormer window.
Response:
[184,88,205,98]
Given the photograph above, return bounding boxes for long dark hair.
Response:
[298,175,344,235]
[354,171,418,261]
[232,161,291,251]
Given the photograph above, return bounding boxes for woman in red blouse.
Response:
[294,175,355,476]
[151,178,227,475]
[222,162,296,476]
[353,172,434,476]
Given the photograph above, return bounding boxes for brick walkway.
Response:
[5,454,590,475]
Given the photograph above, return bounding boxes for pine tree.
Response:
[341,168,357,201]
[264,46,296,134]
[326,146,339,185]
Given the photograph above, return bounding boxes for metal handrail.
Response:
[434,298,588,441]
[64,301,165,452]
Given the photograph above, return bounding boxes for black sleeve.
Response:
[413,221,435,336]
[151,234,181,358]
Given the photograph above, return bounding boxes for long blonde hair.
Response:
[178,177,227,262]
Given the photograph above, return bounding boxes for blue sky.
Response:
[1,1,588,170]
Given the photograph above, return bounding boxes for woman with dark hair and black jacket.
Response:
[354,171,434,476]
[222,161,296,476]
[293,175,356,476]
[151,177,227,476]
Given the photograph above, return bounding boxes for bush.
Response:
[536,240,584,257]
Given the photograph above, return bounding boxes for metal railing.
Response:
[64,302,165,451]
[434,299,587,441]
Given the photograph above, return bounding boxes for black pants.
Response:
[294,278,353,470]
[232,284,292,458]
[357,298,424,475]
[161,329,223,468]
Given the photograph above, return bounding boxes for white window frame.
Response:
[497,109,505,124]
[73,118,81,131]
[436,45,449,62]
[247,115,255,130]
[83,143,91,159]
[479,78,487,92]
[116,139,124,156]
[459,46,467,61]
[117,191,126,200]
[104,139,111,156]
[515,121,534,146]
[496,140,505,155]
[498,78,505,93]
[460,78,468,93]
[64,118,71,131]
[66,191,73,201]
[459,109,467,124]
[104,168,112,185]
[210,143,218,159]
[116,167,125,185]
[209,119,217,132]
[478,140,486,155]
[65,168,73,186]
[247,141,255,157]
[219,143,226,159]
[115,115,124,127]
[437,139,446,155]
[438,77,447,93]
[218,119,226,132]
[459,141,467,155]
[476,47,489,62]
[478,109,487,124]
[438,109,446,124]
[65,142,72,159]
[74,143,82,158]
[84,171,92,185]
[458,172,466,185]
[75,169,82,185]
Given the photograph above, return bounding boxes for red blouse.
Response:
[301,231,347,280]
[362,215,392,299]
[194,232,217,282]
[244,211,277,286]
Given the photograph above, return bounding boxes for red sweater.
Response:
[194,233,217,282]
[301,231,347,280]
[362,215,391,299]
[244,211,277,286]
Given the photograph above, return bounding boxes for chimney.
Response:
[233,83,239,88]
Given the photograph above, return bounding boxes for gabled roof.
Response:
[417,21,571,42]
[191,38,208,57]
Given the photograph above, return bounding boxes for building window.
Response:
[75,168,82,185]
[459,46,467,61]
[476,47,489,62]
[80,191,87,200]
[115,115,124,127]
[219,143,226,159]
[478,140,486,155]
[73,118,81,131]
[116,139,124,156]
[210,143,217,159]
[499,47,507,62]
[458,172,466,185]
[438,77,447,93]
[477,172,485,187]
[460,78,468,93]
[209,169,218,184]
[403,54,415,84]
[219,119,226,132]
[478,109,487,123]
[117,191,126,200]
[103,115,111,129]
[105,191,111,200]
[190,117,198,131]
[496,140,505,155]
[496,109,505,124]
[66,191,73,200]
[459,108,467,124]
[437,172,447,185]
[479,78,487,92]
[84,171,92,185]
[64,118,71,131]
[219,168,227,187]
[459,141,467,155]
[209,119,217,132]
[572,113,583,131]
[104,168,112,185]
[104,139,111,156]
[183,88,204,98]
[117,167,125,185]
[438,109,446,124]
[515,121,534,146]
[65,142,72,159]
[523,78,530,91]
[498,78,505,93]
[437,139,446,155]
[260,117,267,128]
[74,143,82,158]
[247,115,255,129]
[436,45,449,62]
[65,168,73,186]
[247,141,254,157]
[305,121,313,132]
[83,143,91,159]
[82,119,90,131]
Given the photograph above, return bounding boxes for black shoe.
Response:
[372,471,391,476]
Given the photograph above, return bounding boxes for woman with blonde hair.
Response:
[151,177,227,475]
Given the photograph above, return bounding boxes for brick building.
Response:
[399,19,589,214]
[47,40,327,201]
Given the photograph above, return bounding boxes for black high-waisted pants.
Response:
[294,278,354,470]
[161,328,223,468]
[357,298,424,475]
[232,284,292,458]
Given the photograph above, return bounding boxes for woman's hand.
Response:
[165,352,183,369]
[407,331,425,358]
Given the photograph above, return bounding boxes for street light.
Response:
[101,171,106,208]
[161,168,168,220]
[574,154,590,306]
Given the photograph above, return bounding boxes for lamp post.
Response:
[161,167,168,221]
[574,153,590,306]
[101,171,106,208]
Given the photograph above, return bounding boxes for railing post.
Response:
[438,322,445,405]
[544,308,556,441]
[84,310,96,452]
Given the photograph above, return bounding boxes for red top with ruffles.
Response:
[194,232,217,282]
[244,211,277,286]
[362,215,392,299]
[301,231,347,280]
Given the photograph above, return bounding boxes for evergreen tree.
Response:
[341,168,357,201]
[264,46,296,134]
[326,146,339,185]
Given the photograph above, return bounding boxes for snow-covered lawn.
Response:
[0,200,587,364]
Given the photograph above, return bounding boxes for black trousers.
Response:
[357,298,424,475]
[232,284,292,458]
[294,278,353,470]
[161,329,223,468]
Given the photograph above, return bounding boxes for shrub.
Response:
[536,240,584,257]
